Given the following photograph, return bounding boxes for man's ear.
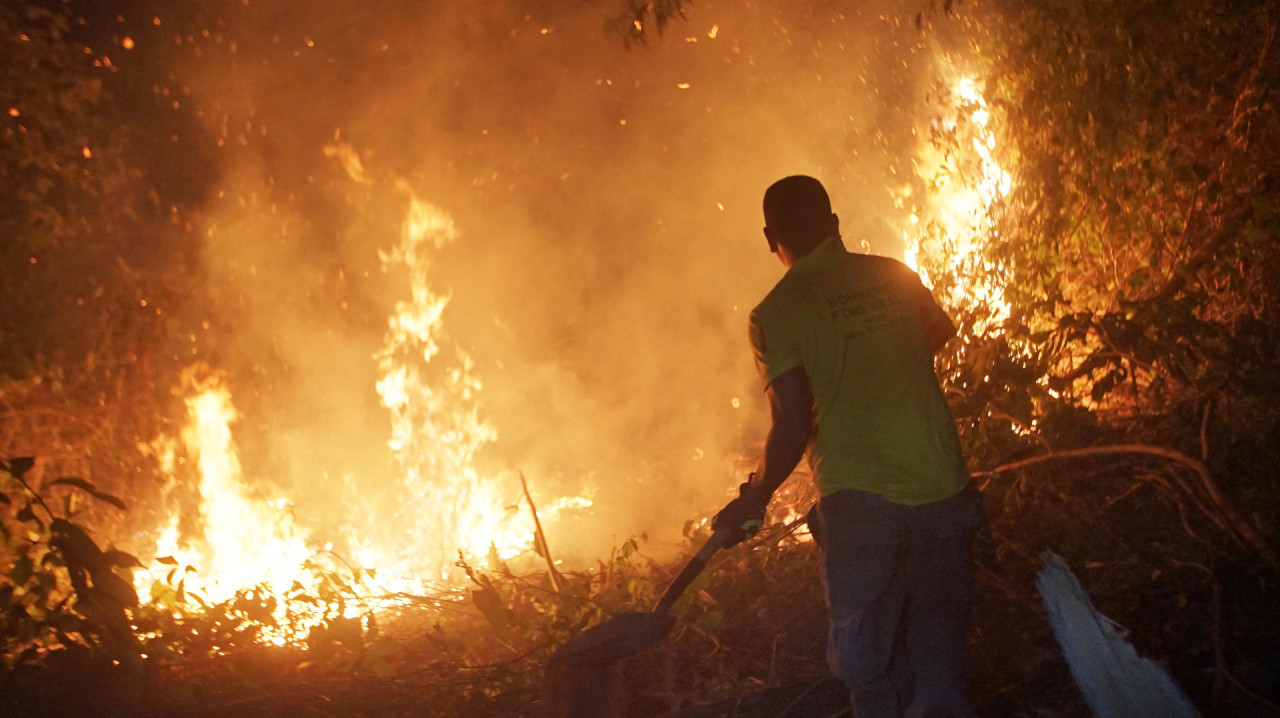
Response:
[764,226,779,253]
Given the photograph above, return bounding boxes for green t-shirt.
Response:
[748,237,969,505]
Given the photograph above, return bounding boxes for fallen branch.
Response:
[520,471,562,593]
[974,444,1276,569]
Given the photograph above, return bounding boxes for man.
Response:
[713,175,982,718]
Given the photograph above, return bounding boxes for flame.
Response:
[133,179,593,645]
[373,185,539,578]
[133,369,328,644]
[903,74,1012,332]
[126,76,1005,644]
[182,377,312,597]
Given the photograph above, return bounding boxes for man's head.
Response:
[762,175,839,266]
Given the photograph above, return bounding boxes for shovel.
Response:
[549,528,730,667]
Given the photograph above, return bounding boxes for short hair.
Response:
[763,176,832,239]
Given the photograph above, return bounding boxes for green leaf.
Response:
[6,457,35,480]
[471,586,511,633]
[329,615,363,649]
[10,554,35,585]
[17,618,37,644]
[34,573,56,595]
[1090,369,1123,402]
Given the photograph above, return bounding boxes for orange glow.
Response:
[133,186,593,645]
[372,184,592,577]
[374,188,527,575]
[113,9,1018,650]
[133,371,323,643]
[903,75,1012,332]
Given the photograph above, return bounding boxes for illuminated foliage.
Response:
[2,4,164,368]
[0,1,209,552]
[981,0,1280,412]
[0,458,139,667]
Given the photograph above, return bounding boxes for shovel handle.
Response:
[653,528,730,615]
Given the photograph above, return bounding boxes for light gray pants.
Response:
[813,488,982,718]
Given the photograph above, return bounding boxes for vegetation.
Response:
[2,0,1279,716]
[1,1,204,549]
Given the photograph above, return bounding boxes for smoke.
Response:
[167,0,975,566]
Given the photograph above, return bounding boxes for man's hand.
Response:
[712,480,771,547]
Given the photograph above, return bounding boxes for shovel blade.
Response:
[550,612,677,666]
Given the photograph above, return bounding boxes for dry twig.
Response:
[974,444,1277,569]
[519,471,562,593]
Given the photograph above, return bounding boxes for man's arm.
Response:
[749,365,815,497]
